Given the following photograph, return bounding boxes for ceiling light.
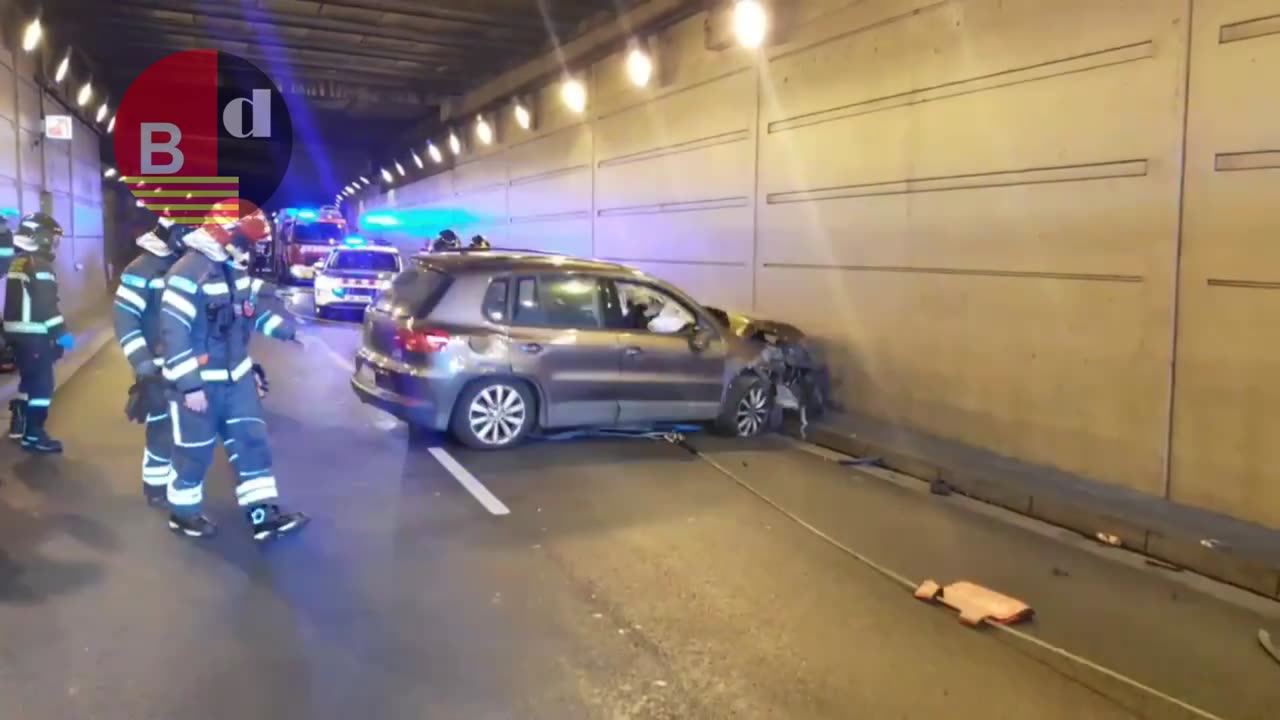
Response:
[136,199,145,208]
[96,103,108,123]
[627,48,653,87]
[514,103,531,130]
[107,115,116,133]
[359,176,370,186]
[76,82,92,107]
[380,167,393,183]
[103,167,117,178]
[428,142,443,163]
[395,161,405,176]
[476,116,493,145]
[22,19,42,53]
[448,132,461,155]
[55,53,70,83]
[733,0,768,49]
[561,78,586,113]
[412,150,423,169]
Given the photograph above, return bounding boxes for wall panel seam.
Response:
[767,160,1149,204]
[1219,14,1280,44]
[597,195,750,217]
[761,263,1143,283]
[769,41,1155,134]
[596,129,749,168]
[509,164,590,187]
[601,257,746,268]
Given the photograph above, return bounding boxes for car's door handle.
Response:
[624,346,643,356]
[520,343,543,354]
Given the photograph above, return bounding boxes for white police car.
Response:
[312,238,402,319]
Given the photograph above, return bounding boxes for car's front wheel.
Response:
[715,374,775,438]
[450,379,536,449]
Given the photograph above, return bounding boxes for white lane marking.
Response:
[305,334,356,373]
[428,447,510,516]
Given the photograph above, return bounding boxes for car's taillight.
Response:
[394,327,450,353]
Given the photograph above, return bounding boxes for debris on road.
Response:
[1095,532,1123,547]
[913,580,1034,626]
[1051,567,1071,578]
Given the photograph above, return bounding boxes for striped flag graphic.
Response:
[123,176,239,224]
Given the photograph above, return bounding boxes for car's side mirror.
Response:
[688,325,712,352]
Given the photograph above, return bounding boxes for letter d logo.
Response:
[113,50,292,225]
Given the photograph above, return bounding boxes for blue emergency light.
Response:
[344,235,366,246]
[298,210,317,219]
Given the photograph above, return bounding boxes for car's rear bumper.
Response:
[349,350,462,430]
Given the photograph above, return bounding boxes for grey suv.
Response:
[350,251,823,449]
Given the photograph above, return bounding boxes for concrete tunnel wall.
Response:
[366,0,1280,531]
[0,29,107,321]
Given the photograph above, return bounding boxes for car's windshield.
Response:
[330,251,399,272]
[291,222,345,244]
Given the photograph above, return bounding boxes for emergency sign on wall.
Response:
[44,115,73,140]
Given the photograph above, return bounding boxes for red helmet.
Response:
[201,199,266,268]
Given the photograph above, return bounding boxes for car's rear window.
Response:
[374,268,452,318]
[330,250,399,272]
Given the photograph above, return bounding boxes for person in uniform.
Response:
[114,217,191,505]
[159,201,308,540]
[3,213,71,453]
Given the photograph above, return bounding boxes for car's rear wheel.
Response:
[451,379,535,450]
[715,374,775,438]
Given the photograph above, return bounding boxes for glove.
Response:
[56,333,75,351]
[252,363,269,398]
[124,381,148,424]
[125,375,169,423]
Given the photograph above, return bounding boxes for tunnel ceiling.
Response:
[45,0,641,150]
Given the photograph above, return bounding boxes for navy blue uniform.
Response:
[160,251,296,516]
[3,254,68,440]
[114,252,179,492]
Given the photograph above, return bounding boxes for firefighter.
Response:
[159,201,308,540]
[0,215,15,378]
[430,228,460,253]
[115,217,191,505]
[468,234,491,250]
[3,213,71,453]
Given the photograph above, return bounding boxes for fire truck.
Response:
[269,205,348,285]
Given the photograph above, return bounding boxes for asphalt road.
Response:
[1,294,1277,719]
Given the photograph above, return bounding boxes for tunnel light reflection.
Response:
[22,19,42,53]
[428,142,443,164]
[561,78,586,113]
[514,103,531,130]
[448,132,461,156]
[55,54,70,83]
[734,0,768,49]
[476,116,493,145]
[76,82,92,107]
[627,48,653,87]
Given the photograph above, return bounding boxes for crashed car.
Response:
[350,251,827,448]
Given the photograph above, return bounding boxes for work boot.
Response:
[7,399,25,440]
[143,485,168,508]
[247,504,310,542]
[20,432,62,454]
[168,513,217,538]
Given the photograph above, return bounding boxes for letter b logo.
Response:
[114,50,293,225]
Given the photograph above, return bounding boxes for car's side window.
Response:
[611,281,698,336]
[511,275,603,329]
[482,278,510,323]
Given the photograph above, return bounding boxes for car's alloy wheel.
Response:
[735,384,770,437]
[467,384,528,446]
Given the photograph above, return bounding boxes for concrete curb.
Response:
[0,317,115,403]
[788,418,1280,602]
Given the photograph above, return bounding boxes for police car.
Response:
[312,238,402,319]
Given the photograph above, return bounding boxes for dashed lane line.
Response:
[428,447,511,516]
